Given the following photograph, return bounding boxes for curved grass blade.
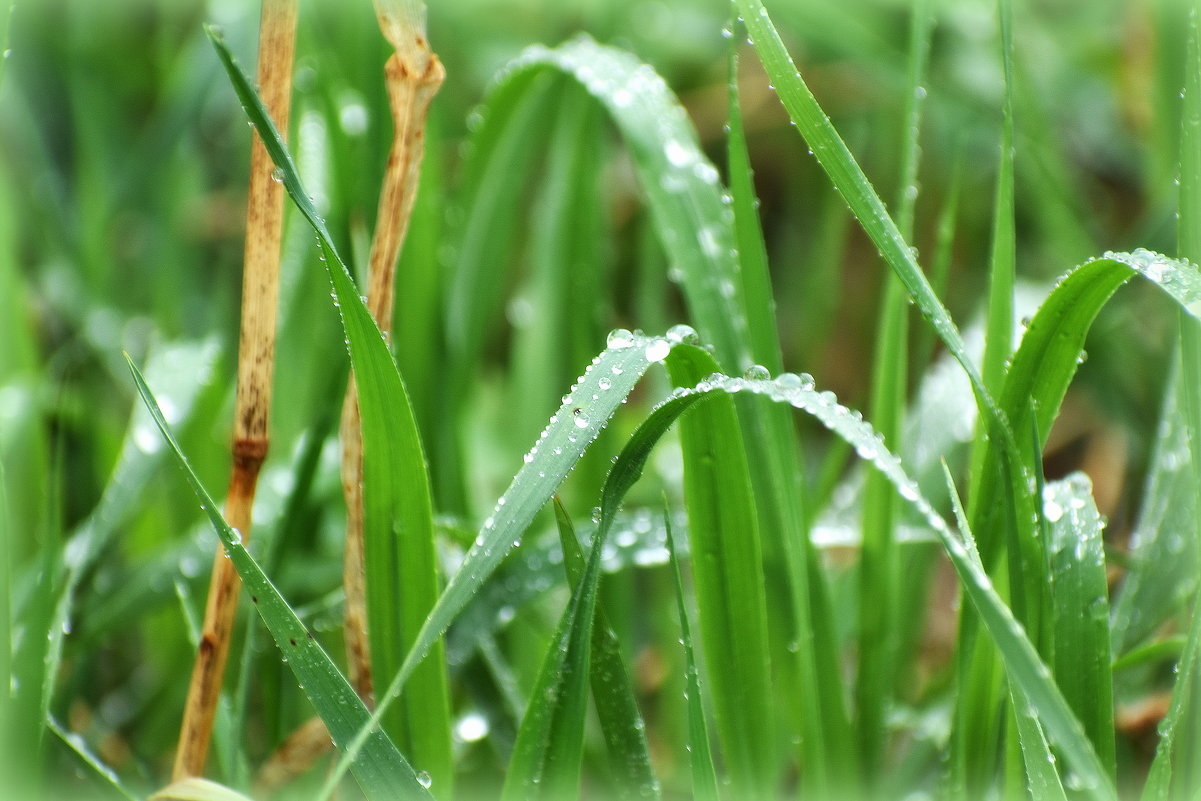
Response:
[608,369,1118,800]
[665,345,775,798]
[554,499,659,801]
[664,509,719,801]
[1003,250,1201,454]
[501,36,748,372]
[205,25,451,786]
[1044,474,1116,779]
[125,355,431,801]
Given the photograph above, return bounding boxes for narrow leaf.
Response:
[126,355,431,801]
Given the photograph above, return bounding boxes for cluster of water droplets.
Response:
[663,367,946,530]
[1042,473,1106,566]
[475,329,672,561]
[1100,248,1201,317]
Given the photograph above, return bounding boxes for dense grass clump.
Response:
[3,1,1201,799]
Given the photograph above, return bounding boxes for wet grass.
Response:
[3,1,1201,799]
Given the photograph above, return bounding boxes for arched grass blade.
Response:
[500,36,748,372]
[125,355,431,801]
[1044,474,1116,778]
[554,500,659,801]
[205,25,451,786]
[608,369,1118,800]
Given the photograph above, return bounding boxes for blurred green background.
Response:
[0,0,1192,796]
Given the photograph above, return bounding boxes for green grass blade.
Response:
[856,0,930,780]
[499,514,599,801]
[726,24,851,790]
[504,37,748,372]
[664,508,720,801]
[665,345,775,798]
[1008,683,1069,801]
[1111,362,1198,654]
[994,249,1201,480]
[47,715,139,801]
[328,332,668,796]
[734,0,981,396]
[981,0,1016,393]
[1044,474,1116,779]
[554,499,659,801]
[960,3,1020,774]
[205,26,451,788]
[125,355,431,801]
[620,369,1118,800]
[1143,14,1201,797]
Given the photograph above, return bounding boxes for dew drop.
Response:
[416,770,432,789]
[666,323,699,345]
[743,364,770,381]
[607,328,636,349]
[572,409,590,428]
[270,167,285,183]
[644,339,671,362]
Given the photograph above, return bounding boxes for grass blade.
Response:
[665,345,775,797]
[503,36,748,372]
[125,355,431,801]
[1143,13,1201,797]
[554,499,659,801]
[725,27,853,790]
[326,331,670,796]
[205,25,452,789]
[499,512,598,801]
[664,509,720,801]
[734,0,981,396]
[1044,474,1116,779]
[856,0,931,781]
[611,368,1118,800]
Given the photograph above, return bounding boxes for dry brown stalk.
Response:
[247,7,445,793]
[253,716,333,797]
[172,0,298,780]
[341,0,444,701]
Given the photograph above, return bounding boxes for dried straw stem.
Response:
[172,0,297,780]
[341,3,444,701]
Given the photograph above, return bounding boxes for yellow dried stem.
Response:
[340,3,444,701]
[253,716,332,797]
[172,0,297,781]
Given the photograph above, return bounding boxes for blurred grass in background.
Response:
[1,0,1198,798]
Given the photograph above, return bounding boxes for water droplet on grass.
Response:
[663,324,695,345]
[644,339,671,362]
[743,364,770,380]
[607,328,635,349]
